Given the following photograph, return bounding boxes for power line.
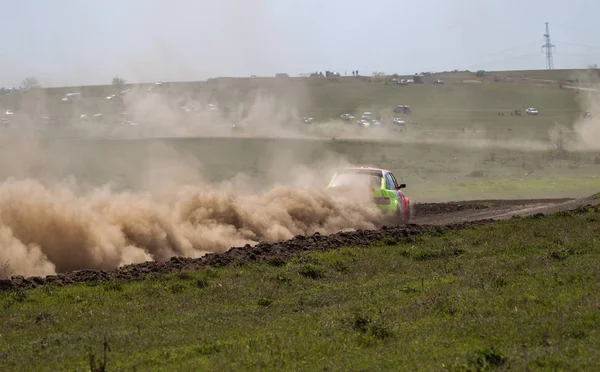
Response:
[421,41,540,72]
[554,41,600,50]
[554,51,600,58]
[552,22,596,34]
[468,53,540,70]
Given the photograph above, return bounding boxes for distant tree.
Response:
[112,76,126,89]
[21,76,41,90]
[372,72,386,77]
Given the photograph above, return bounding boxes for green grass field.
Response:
[2,206,599,371]
[17,136,600,202]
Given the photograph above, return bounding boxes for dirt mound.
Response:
[0,220,492,291]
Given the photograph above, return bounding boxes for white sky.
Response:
[1,0,598,87]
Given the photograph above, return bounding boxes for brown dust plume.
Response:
[0,168,384,278]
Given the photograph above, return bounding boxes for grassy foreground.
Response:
[2,208,600,371]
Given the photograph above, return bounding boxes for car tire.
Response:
[395,202,411,224]
[404,201,412,221]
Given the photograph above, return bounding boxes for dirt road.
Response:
[412,197,581,225]
[1,195,597,291]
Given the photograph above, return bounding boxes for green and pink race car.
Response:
[325,167,412,222]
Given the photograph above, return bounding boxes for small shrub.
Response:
[404,235,418,244]
[427,226,449,237]
[298,264,325,279]
[266,256,286,267]
[194,342,223,355]
[469,346,507,370]
[400,286,418,294]
[453,248,466,256]
[11,290,27,303]
[369,324,393,340]
[231,260,247,268]
[170,283,186,294]
[257,298,274,307]
[413,250,444,261]
[331,260,350,273]
[270,273,292,285]
[350,314,393,342]
[34,312,52,325]
[549,248,570,261]
[434,296,458,316]
[103,282,123,292]
[195,278,209,289]
[351,315,371,333]
[569,330,588,339]
[175,271,195,281]
[491,274,508,288]
[88,337,110,372]
[380,237,398,246]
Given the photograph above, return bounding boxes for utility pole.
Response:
[542,22,555,70]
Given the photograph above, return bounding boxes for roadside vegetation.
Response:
[1,205,599,371]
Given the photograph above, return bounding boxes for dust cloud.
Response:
[0,84,389,280]
[567,84,600,151]
[0,131,383,278]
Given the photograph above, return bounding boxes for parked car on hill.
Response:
[357,119,370,127]
[394,105,412,114]
[392,118,406,126]
[361,112,373,120]
[61,92,82,103]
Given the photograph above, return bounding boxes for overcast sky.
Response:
[1,0,598,87]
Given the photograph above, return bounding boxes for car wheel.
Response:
[405,201,413,221]
[396,199,412,224]
[393,205,406,225]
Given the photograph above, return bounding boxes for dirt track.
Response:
[412,197,578,225]
[1,196,596,292]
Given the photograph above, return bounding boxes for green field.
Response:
[9,136,599,202]
[2,206,599,371]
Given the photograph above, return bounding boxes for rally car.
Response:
[325,167,412,222]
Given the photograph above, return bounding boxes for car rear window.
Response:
[331,172,382,188]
